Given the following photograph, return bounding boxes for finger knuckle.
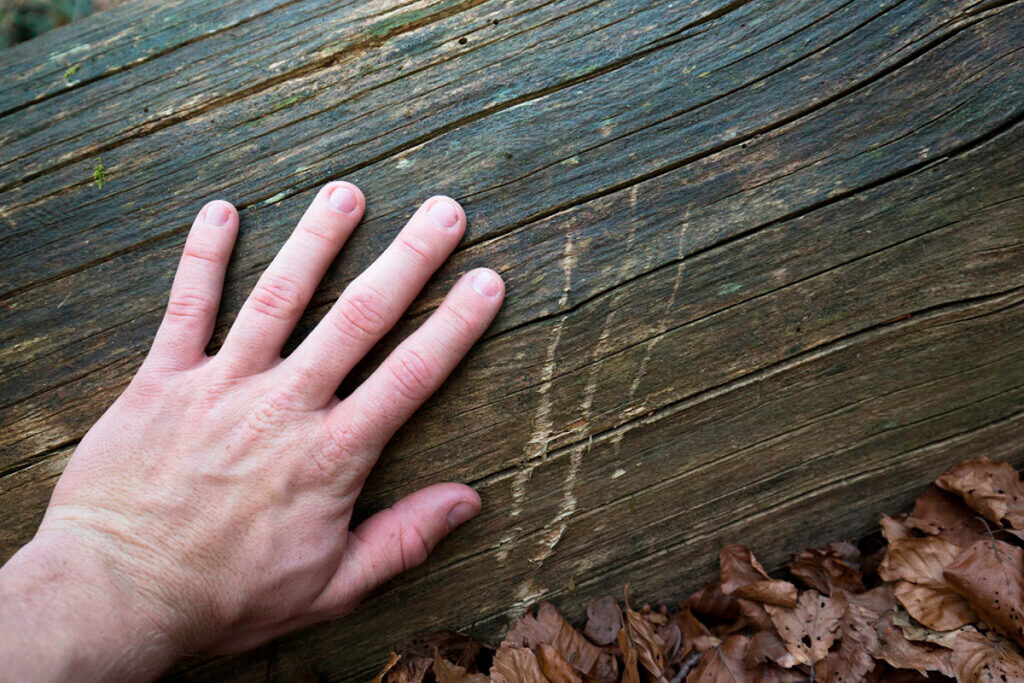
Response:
[398,514,433,571]
[332,284,390,340]
[440,302,477,337]
[182,240,223,266]
[376,507,431,573]
[397,234,433,263]
[388,347,437,401]
[250,272,306,320]
[300,216,343,246]
[166,288,216,321]
[124,369,167,405]
[322,413,360,455]
[243,398,286,437]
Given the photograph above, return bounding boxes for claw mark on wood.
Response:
[630,223,687,406]
[521,231,576,464]
[509,437,588,619]
[580,309,615,421]
[530,440,585,566]
[501,232,577,594]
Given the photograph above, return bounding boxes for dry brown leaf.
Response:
[490,647,547,683]
[878,536,963,584]
[944,538,1024,647]
[874,669,937,682]
[686,635,752,683]
[583,596,622,646]
[683,584,741,625]
[878,536,977,630]
[385,655,433,683]
[790,545,864,595]
[536,644,581,683]
[734,598,775,633]
[622,587,668,682]
[676,607,719,656]
[936,457,1024,529]
[880,514,913,543]
[822,591,882,683]
[720,545,798,607]
[891,580,978,633]
[433,648,489,683]
[503,603,618,682]
[846,583,897,618]
[951,631,1024,682]
[372,652,402,683]
[875,613,955,678]
[750,664,807,682]
[906,486,990,548]
[765,590,843,665]
[891,606,976,649]
[745,630,798,668]
[617,628,641,683]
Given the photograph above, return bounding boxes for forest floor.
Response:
[375,457,1024,683]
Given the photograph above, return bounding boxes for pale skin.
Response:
[0,183,505,682]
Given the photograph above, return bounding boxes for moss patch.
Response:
[92,158,106,189]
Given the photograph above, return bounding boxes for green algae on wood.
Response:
[92,159,106,189]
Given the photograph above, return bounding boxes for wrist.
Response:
[0,534,182,682]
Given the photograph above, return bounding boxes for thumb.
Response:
[311,483,481,617]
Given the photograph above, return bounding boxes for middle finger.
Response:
[284,196,466,407]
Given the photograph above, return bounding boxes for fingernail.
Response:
[328,185,358,213]
[446,501,479,531]
[470,269,502,298]
[205,202,231,226]
[428,198,460,228]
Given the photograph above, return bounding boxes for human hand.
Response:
[0,183,503,681]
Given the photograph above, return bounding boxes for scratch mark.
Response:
[579,309,615,421]
[521,232,576,465]
[630,222,686,407]
[502,231,578,609]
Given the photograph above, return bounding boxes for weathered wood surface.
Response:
[2,0,1023,679]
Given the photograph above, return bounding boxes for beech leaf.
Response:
[622,587,668,682]
[616,628,641,683]
[675,607,719,656]
[385,655,432,683]
[720,545,798,607]
[935,456,1024,529]
[745,630,798,669]
[906,486,989,548]
[880,514,913,543]
[824,591,881,683]
[683,583,741,624]
[536,643,581,683]
[944,538,1024,648]
[765,590,843,665]
[891,606,976,650]
[503,603,618,682]
[951,631,1024,682]
[878,536,977,630]
[790,544,864,595]
[489,647,547,683]
[844,583,896,619]
[583,596,622,646]
[686,635,752,683]
[433,649,488,683]
[874,613,955,678]
[373,652,401,683]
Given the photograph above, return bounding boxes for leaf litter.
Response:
[371,458,1024,683]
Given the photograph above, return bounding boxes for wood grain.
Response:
[1,0,1022,680]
